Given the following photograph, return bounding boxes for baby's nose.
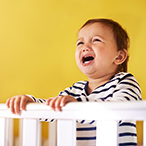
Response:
[83,47,90,52]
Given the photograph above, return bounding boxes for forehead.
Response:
[78,22,114,39]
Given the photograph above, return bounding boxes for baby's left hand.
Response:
[46,95,78,111]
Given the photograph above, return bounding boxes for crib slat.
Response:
[22,119,41,146]
[57,119,76,146]
[96,120,118,146]
[49,121,57,146]
[0,118,8,146]
[8,118,13,146]
[19,119,23,146]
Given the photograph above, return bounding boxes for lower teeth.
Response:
[84,61,89,64]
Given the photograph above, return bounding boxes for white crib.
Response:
[0,101,146,146]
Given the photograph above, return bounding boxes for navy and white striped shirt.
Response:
[31,72,141,146]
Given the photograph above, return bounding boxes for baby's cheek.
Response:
[75,52,79,64]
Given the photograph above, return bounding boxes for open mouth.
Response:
[82,56,94,64]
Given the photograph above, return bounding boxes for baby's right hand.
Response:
[6,95,34,115]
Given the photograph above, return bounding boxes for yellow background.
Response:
[0,0,145,144]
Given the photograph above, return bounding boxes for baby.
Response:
[6,18,141,146]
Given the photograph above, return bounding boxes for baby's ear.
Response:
[114,49,128,65]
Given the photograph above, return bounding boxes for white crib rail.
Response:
[0,101,146,146]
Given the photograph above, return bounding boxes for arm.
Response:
[70,73,142,125]
[76,73,141,102]
[111,74,141,102]
[104,73,141,102]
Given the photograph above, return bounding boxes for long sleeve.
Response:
[25,72,141,145]
[26,95,46,103]
[61,72,141,146]
[73,73,141,102]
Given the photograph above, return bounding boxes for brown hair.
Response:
[80,18,130,73]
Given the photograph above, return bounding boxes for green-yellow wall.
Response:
[0,0,145,144]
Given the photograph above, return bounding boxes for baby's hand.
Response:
[6,95,34,115]
[46,95,78,111]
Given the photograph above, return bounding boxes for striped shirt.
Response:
[30,72,142,146]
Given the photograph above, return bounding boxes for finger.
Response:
[60,96,67,107]
[49,97,58,111]
[20,95,28,111]
[10,97,16,114]
[46,97,53,105]
[6,98,11,108]
[55,96,63,111]
[14,97,21,115]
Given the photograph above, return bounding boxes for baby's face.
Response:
[75,22,119,79]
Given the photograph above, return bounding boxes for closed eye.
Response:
[76,41,84,46]
[93,38,101,42]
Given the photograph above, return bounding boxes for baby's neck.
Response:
[87,73,115,94]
